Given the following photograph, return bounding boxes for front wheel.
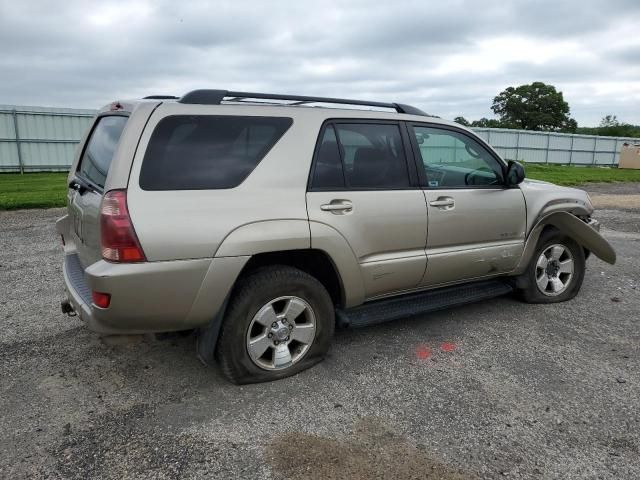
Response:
[518,229,586,303]
[215,266,335,384]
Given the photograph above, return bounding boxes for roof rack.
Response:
[177,89,430,116]
[143,95,180,100]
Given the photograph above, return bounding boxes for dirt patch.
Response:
[265,417,473,480]
[589,194,640,211]
[581,182,640,196]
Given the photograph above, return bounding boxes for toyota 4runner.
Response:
[57,89,616,383]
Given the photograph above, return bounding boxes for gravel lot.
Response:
[1,184,639,479]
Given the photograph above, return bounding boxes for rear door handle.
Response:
[429,197,455,209]
[320,200,353,213]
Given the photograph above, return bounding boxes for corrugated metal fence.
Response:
[472,128,640,166]
[1,104,639,172]
[0,105,94,173]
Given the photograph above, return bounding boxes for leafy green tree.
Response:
[599,115,619,128]
[577,120,640,138]
[470,117,504,128]
[453,116,471,127]
[491,82,577,132]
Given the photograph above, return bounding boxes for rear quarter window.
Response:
[139,115,293,190]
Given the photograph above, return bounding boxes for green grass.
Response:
[1,165,640,210]
[524,164,640,186]
[0,172,68,210]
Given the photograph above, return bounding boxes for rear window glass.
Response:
[139,115,293,190]
[310,125,345,189]
[78,115,128,189]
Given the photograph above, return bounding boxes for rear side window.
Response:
[310,122,410,190]
[140,115,292,190]
[310,125,345,189]
[78,115,128,189]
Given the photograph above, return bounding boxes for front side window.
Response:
[78,115,128,189]
[140,115,292,190]
[411,126,504,187]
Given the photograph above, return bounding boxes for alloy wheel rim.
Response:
[535,244,574,296]
[246,296,316,370]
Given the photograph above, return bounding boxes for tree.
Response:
[491,82,577,132]
[599,115,619,128]
[470,117,504,128]
[453,116,471,127]
[577,117,640,138]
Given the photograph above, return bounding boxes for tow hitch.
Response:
[61,299,77,317]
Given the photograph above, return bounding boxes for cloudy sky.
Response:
[1,0,639,126]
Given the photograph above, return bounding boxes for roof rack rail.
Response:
[178,89,429,116]
[144,95,180,100]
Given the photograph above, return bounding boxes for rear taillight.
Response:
[100,190,146,262]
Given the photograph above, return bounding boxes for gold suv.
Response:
[58,90,615,383]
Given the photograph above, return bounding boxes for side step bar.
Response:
[336,279,514,328]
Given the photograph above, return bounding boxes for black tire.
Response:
[518,228,586,304]
[215,265,335,384]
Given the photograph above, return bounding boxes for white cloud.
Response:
[0,0,639,125]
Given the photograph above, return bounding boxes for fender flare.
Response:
[513,212,616,275]
[214,219,311,257]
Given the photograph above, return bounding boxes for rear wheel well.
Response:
[238,249,344,307]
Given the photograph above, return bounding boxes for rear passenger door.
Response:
[306,120,427,299]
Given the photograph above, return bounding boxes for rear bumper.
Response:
[62,253,248,335]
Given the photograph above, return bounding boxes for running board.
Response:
[336,279,514,328]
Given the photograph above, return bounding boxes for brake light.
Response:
[92,291,111,308]
[100,190,146,262]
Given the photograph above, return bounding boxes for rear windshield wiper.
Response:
[69,176,94,194]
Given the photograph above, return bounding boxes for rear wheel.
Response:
[518,229,586,303]
[215,266,334,384]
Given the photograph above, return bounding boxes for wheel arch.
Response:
[237,249,346,308]
[512,211,616,276]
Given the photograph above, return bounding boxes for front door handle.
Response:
[320,200,353,213]
[429,197,455,209]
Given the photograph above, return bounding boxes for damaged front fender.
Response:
[513,212,616,275]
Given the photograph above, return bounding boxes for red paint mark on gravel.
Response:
[415,345,432,360]
[440,342,456,352]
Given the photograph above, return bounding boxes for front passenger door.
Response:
[408,124,527,287]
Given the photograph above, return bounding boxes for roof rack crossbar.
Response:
[178,89,428,116]
[143,95,180,100]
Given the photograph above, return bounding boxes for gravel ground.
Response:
[1,185,639,479]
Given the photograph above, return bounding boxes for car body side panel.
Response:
[214,220,310,257]
[422,241,524,287]
[308,221,366,307]
[518,179,594,233]
[126,103,323,261]
[185,255,250,328]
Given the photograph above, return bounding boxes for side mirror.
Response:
[506,160,525,186]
